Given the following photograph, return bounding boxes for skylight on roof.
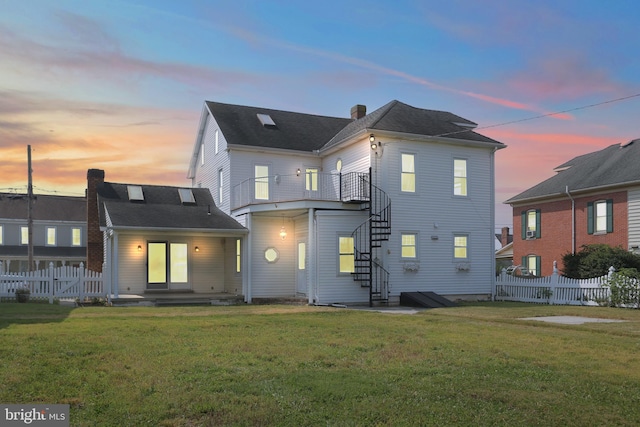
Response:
[178,188,196,204]
[127,185,144,201]
[257,113,276,127]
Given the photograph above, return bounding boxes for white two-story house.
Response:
[188,100,505,305]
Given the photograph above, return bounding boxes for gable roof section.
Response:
[97,182,246,231]
[506,139,640,204]
[322,100,504,150]
[0,193,86,221]
[205,101,352,151]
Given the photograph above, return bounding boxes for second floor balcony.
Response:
[232,171,370,210]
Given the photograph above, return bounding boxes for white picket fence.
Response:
[495,262,614,305]
[0,262,106,304]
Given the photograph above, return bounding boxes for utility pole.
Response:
[27,145,34,271]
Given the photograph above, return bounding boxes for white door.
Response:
[296,240,307,295]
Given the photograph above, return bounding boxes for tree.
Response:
[561,244,640,279]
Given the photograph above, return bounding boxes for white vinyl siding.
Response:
[381,141,495,297]
[629,188,640,252]
[249,216,296,298]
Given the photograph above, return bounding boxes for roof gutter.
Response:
[565,186,576,254]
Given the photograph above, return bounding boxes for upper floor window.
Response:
[401,233,417,258]
[306,168,318,191]
[588,199,613,234]
[255,165,269,200]
[454,234,468,259]
[338,236,355,274]
[218,168,224,204]
[214,129,219,155]
[71,228,82,246]
[401,153,415,192]
[521,209,541,239]
[46,227,56,246]
[336,158,342,172]
[0,225,3,245]
[20,226,28,245]
[200,142,205,166]
[453,159,467,196]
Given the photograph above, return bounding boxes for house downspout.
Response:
[565,186,576,254]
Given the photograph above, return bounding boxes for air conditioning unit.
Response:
[526,230,536,239]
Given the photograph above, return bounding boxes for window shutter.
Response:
[535,209,541,238]
[535,256,541,277]
[521,256,527,269]
[606,199,614,233]
[587,202,594,234]
[521,211,527,239]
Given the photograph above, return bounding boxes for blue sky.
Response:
[1,0,639,231]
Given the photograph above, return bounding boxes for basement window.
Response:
[127,185,144,201]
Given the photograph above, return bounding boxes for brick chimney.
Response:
[86,169,105,272]
[350,104,366,120]
[501,226,510,247]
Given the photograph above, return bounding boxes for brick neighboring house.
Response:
[505,140,640,277]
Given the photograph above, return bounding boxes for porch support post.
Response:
[246,213,253,303]
[111,233,119,298]
[307,208,315,304]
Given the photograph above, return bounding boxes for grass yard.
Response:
[1,302,640,426]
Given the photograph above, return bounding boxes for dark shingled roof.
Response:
[506,139,640,204]
[323,100,504,150]
[97,182,246,231]
[205,101,352,151]
[0,193,86,221]
[203,100,503,153]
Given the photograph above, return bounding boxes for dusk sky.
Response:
[1,0,639,232]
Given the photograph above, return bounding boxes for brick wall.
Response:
[512,190,628,276]
[86,169,105,272]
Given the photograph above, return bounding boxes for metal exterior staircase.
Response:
[350,170,391,306]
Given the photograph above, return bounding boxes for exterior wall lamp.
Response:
[279,216,287,239]
[369,134,377,150]
[195,246,200,252]
[137,245,142,252]
[296,168,301,176]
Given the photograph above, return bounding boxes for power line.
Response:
[437,92,640,138]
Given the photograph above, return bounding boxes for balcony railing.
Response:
[232,172,370,209]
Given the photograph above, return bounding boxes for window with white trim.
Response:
[46,227,56,246]
[214,129,219,154]
[0,225,3,245]
[200,142,205,166]
[71,228,81,246]
[20,226,28,245]
[588,199,613,234]
[255,165,269,200]
[453,159,467,196]
[218,168,224,204]
[305,168,318,191]
[401,153,415,192]
[401,233,417,258]
[338,236,355,273]
[236,239,241,273]
[454,234,468,259]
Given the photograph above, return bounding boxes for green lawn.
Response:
[1,302,640,426]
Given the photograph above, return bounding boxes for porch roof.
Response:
[97,182,246,232]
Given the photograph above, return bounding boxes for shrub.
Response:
[562,244,640,278]
[603,267,640,308]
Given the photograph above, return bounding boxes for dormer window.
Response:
[127,185,144,201]
[178,188,196,205]
[257,113,276,128]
